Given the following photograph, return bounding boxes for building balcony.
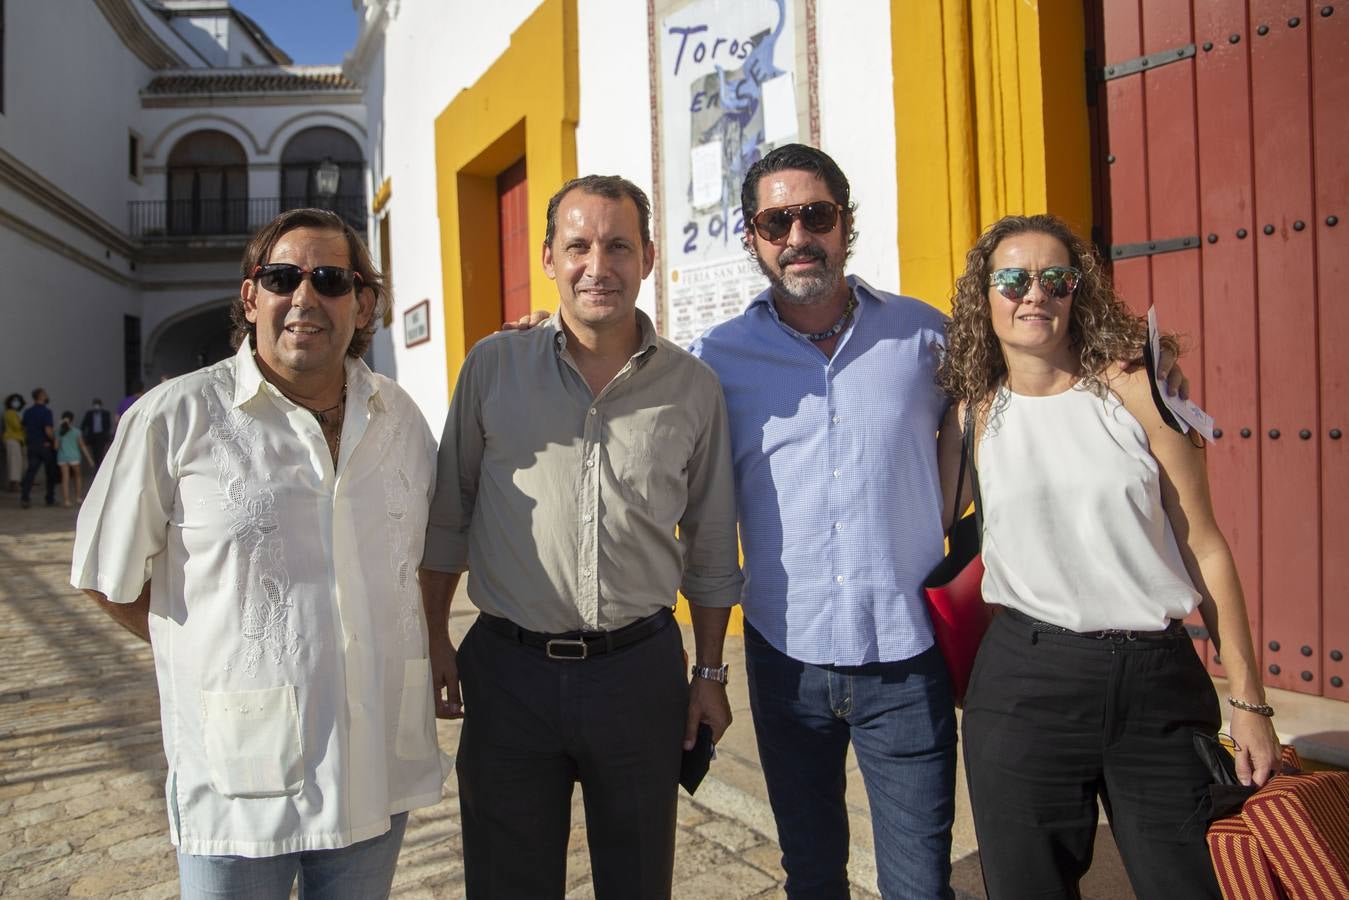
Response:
[128,196,365,240]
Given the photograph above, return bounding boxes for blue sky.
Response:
[231,1,360,66]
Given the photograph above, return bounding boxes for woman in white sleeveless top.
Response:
[936,214,1278,899]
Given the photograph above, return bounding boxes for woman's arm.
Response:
[936,401,977,533]
[1112,365,1279,786]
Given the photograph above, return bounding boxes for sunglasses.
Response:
[250,263,361,298]
[749,201,842,242]
[987,266,1081,301]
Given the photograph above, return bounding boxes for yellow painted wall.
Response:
[433,0,578,391]
[892,0,1093,313]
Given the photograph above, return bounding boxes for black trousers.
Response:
[86,433,111,468]
[455,613,688,899]
[21,446,57,503]
[963,610,1223,900]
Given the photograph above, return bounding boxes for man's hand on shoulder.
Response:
[1121,343,1189,400]
[499,309,550,332]
[685,674,732,749]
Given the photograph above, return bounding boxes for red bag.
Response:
[922,410,989,706]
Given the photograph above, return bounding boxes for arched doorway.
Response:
[146,301,235,381]
[280,126,365,231]
[167,130,249,235]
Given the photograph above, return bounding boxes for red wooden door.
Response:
[498,158,531,325]
[1311,3,1349,701]
[1094,1,1346,698]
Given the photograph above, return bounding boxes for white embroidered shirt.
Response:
[71,341,446,857]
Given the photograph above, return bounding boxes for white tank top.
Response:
[977,383,1200,631]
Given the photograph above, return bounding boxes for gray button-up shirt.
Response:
[423,311,742,632]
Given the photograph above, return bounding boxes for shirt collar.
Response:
[231,338,383,413]
[548,309,660,362]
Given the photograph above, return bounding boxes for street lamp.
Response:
[314,157,340,199]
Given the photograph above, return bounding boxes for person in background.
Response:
[114,381,144,431]
[20,387,58,509]
[55,410,95,507]
[3,393,24,492]
[939,213,1278,900]
[80,398,113,468]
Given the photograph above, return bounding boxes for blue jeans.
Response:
[744,624,957,899]
[176,812,408,899]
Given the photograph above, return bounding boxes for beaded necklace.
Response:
[792,296,858,342]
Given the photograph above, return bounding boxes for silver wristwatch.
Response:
[691,663,729,684]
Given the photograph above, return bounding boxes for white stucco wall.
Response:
[0,2,370,412]
[172,15,231,66]
[360,1,539,428]
[0,228,142,411]
[817,0,899,295]
[0,2,153,230]
[359,0,904,427]
[576,0,657,322]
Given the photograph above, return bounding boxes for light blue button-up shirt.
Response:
[690,276,950,666]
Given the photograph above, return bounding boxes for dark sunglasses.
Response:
[987,266,1081,300]
[749,201,842,242]
[250,263,361,298]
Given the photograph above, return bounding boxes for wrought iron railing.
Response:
[128,196,366,238]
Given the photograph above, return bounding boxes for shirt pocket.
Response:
[200,685,304,798]
[394,658,439,761]
[618,421,692,524]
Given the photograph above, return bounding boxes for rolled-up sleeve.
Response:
[677,368,743,607]
[421,351,485,573]
[70,409,174,603]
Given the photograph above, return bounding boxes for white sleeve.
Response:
[70,406,175,604]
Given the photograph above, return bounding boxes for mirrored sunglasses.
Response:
[749,201,842,242]
[987,266,1081,301]
[250,263,361,298]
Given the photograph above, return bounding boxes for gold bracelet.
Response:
[1227,696,1275,718]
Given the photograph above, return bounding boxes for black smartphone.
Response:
[679,722,715,795]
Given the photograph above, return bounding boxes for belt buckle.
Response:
[545,638,589,660]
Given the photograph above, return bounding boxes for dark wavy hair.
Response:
[544,175,652,248]
[231,208,387,358]
[740,143,858,255]
[937,213,1162,409]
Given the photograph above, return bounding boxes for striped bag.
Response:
[1208,748,1349,900]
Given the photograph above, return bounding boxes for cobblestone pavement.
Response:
[0,500,861,899]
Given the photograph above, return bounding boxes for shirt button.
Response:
[832,415,841,424]
[586,459,595,468]
[835,575,845,584]
[834,522,844,531]
[583,513,594,523]
[589,408,598,416]
[833,468,841,478]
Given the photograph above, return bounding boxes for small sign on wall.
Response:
[404,299,430,348]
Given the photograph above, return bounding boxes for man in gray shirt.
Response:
[420,174,742,898]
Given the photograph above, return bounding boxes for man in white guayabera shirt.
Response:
[71,208,445,899]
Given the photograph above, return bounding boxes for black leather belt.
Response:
[1005,607,1186,642]
[476,607,673,660]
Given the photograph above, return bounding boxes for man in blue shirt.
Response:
[20,387,58,509]
[690,145,956,898]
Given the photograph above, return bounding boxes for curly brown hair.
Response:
[936,213,1156,410]
[231,208,387,359]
